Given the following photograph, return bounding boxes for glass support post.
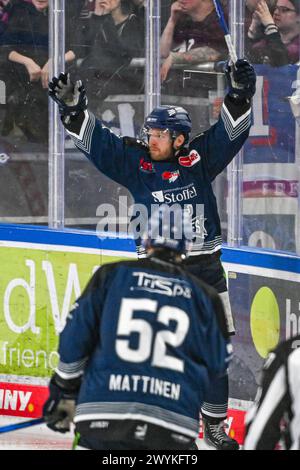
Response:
[145,0,161,117]
[48,0,65,228]
[227,0,245,247]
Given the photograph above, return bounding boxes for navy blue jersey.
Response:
[64,96,251,256]
[55,257,231,442]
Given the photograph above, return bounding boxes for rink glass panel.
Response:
[242,63,300,254]
[0,1,299,255]
[0,1,49,225]
[64,0,141,231]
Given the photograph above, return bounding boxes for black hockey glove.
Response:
[43,376,77,434]
[49,73,87,118]
[225,59,256,101]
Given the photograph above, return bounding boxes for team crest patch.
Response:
[178,150,201,167]
[162,170,180,183]
[139,157,155,173]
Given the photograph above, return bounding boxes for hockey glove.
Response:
[225,59,256,101]
[48,73,87,117]
[43,377,77,434]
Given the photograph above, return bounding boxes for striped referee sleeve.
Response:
[287,345,300,450]
[244,351,290,450]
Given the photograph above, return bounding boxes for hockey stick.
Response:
[0,417,44,434]
[212,0,238,63]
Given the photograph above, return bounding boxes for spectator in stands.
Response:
[0,0,11,37]
[246,0,300,65]
[75,0,144,112]
[77,0,96,19]
[130,0,172,31]
[0,0,76,143]
[160,0,228,83]
[132,0,145,18]
[245,1,276,35]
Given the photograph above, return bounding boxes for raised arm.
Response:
[48,73,138,187]
[192,59,256,180]
[160,1,183,58]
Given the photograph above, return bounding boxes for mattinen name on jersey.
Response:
[132,272,192,298]
[109,374,180,401]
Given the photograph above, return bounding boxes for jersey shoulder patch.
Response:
[178,149,201,167]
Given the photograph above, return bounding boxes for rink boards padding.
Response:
[0,224,299,444]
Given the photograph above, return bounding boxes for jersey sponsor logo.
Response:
[135,423,148,440]
[162,170,180,183]
[139,157,155,173]
[132,272,192,298]
[178,150,201,167]
[192,214,208,241]
[151,184,197,203]
[152,190,164,202]
[90,421,110,429]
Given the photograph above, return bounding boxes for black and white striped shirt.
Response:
[244,335,300,450]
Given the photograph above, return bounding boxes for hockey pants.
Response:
[183,250,233,421]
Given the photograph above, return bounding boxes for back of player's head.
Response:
[142,205,193,260]
[142,105,192,145]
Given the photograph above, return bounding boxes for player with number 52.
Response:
[43,207,232,450]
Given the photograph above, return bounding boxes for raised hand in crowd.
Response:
[94,0,106,16]
[253,0,274,28]
[160,1,188,59]
[169,0,187,25]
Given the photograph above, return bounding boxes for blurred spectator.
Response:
[0,0,11,36]
[160,0,228,83]
[246,0,300,65]
[75,0,144,112]
[245,0,276,28]
[78,0,95,19]
[0,0,76,143]
[0,0,10,34]
[132,0,145,19]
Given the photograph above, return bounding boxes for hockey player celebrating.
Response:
[48,58,256,449]
[43,206,232,450]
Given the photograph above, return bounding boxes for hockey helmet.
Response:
[142,205,193,257]
[142,106,192,144]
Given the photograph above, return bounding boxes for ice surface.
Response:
[0,417,73,450]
